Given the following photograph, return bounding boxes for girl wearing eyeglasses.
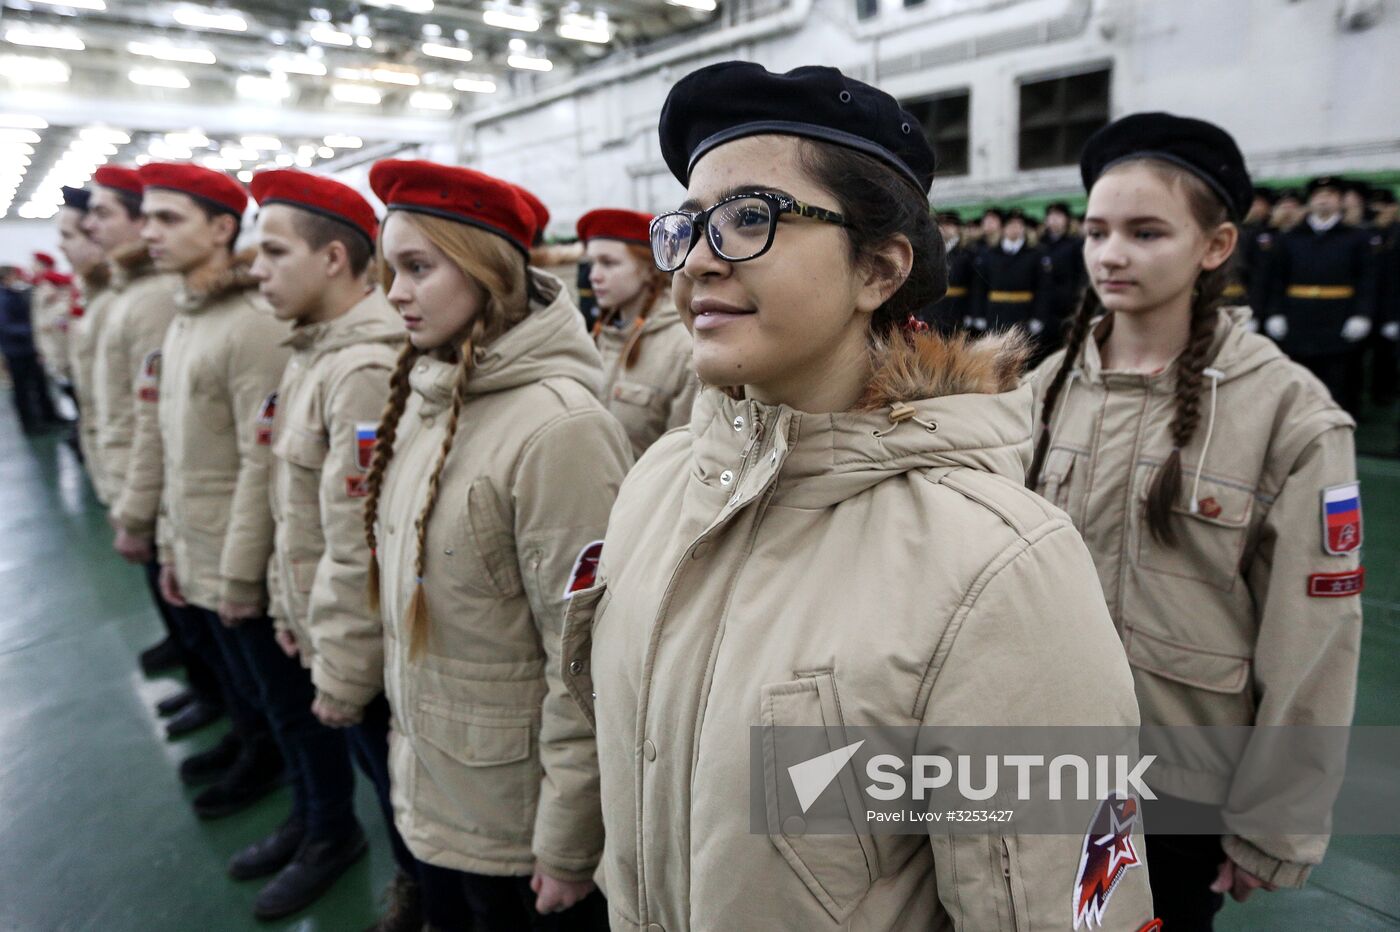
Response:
[578,209,699,457]
[362,160,630,932]
[562,63,1157,931]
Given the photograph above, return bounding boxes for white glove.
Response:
[1382,320,1400,341]
[1264,315,1288,340]
[1341,315,1371,343]
[1027,318,1045,336]
[1243,316,1260,333]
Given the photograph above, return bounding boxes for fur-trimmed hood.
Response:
[178,247,260,310]
[684,328,1036,507]
[109,241,157,291]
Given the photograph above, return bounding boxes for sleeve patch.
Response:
[1308,568,1364,597]
[355,422,378,471]
[255,392,278,446]
[137,350,161,402]
[345,474,368,498]
[563,540,603,599]
[1321,482,1362,554]
[1073,793,1141,930]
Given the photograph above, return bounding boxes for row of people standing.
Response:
[44,59,1363,932]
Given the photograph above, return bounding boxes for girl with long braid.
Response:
[578,209,699,457]
[362,160,630,932]
[1027,114,1363,930]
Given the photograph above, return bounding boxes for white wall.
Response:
[457,0,1400,230]
[0,220,61,271]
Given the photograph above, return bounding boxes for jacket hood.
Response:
[411,268,603,409]
[287,288,405,354]
[691,329,1035,507]
[179,247,259,310]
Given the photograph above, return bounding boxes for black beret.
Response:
[659,61,935,195]
[1080,112,1253,221]
[1306,176,1344,197]
[61,186,90,211]
[980,207,1004,221]
[1371,188,1397,205]
[1252,186,1277,205]
[1004,207,1028,222]
[1044,201,1072,217]
[1342,178,1373,197]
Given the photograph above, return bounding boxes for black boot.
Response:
[362,868,423,932]
[156,688,197,718]
[229,816,306,881]
[179,731,241,786]
[192,739,284,819]
[139,636,182,675]
[253,825,368,921]
[165,698,223,738]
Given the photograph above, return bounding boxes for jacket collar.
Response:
[690,330,1034,509]
[108,241,156,292]
[1074,306,1281,390]
[286,288,403,353]
[177,247,259,312]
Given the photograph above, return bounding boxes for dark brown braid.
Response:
[1027,289,1100,487]
[364,343,420,615]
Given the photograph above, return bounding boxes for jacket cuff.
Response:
[310,661,380,714]
[111,508,155,539]
[220,577,267,610]
[531,851,599,885]
[313,689,365,724]
[1221,834,1314,888]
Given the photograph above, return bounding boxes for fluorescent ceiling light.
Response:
[0,114,47,130]
[421,42,472,62]
[0,154,31,167]
[0,56,70,83]
[274,153,295,167]
[129,67,190,89]
[355,35,373,49]
[268,54,325,76]
[557,12,610,44]
[79,126,129,144]
[507,53,552,72]
[127,41,216,64]
[323,134,362,148]
[19,203,59,219]
[241,135,281,150]
[330,84,381,105]
[0,129,42,144]
[309,23,354,47]
[29,0,107,10]
[237,169,252,182]
[236,75,291,101]
[371,67,419,86]
[483,6,540,31]
[0,143,35,154]
[366,0,433,10]
[317,146,334,158]
[453,76,496,93]
[4,27,85,51]
[67,140,117,156]
[409,91,453,111]
[666,0,716,8]
[172,6,248,32]
[220,146,259,162]
[165,130,210,148]
[200,155,241,171]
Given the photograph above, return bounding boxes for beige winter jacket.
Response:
[91,245,181,506]
[69,268,116,494]
[158,251,292,612]
[31,278,71,381]
[376,270,631,880]
[594,299,699,457]
[267,290,403,718]
[1028,306,1362,887]
[567,332,1157,931]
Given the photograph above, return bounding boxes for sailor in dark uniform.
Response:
[1367,187,1399,406]
[1038,200,1084,346]
[1229,186,1275,310]
[925,211,974,333]
[1263,176,1377,415]
[970,208,1052,351]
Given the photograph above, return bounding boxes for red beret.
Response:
[92,166,143,197]
[251,169,378,245]
[513,184,549,243]
[138,162,247,217]
[369,159,532,255]
[33,251,55,267]
[576,208,654,246]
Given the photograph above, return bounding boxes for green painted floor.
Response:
[0,395,1397,931]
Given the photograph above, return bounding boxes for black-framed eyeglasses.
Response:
[649,191,848,273]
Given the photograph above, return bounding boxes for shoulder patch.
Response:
[1073,794,1142,929]
[1308,568,1363,597]
[355,422,378,471]
[137,349,162,402]
[564,540,604,598]
[1321,482,1362,555]
[256,392,278,446]
[345,474,368,498]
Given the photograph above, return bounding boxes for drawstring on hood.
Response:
[1187,366,1225,514]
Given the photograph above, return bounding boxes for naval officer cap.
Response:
[658,61,936,195]
[1080,112,1253,221]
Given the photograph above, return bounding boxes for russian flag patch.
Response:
[355,422,378,471]
[1321,483,1362,555]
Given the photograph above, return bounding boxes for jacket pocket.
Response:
[413,698,540,844]
[610,381,656,408]
[1134,466,1254,593]
[1123,625,1255,727]
[759,671,876,924]
[458,480,523,598]
[1037,447,1079,517]
[275,427,328,471]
